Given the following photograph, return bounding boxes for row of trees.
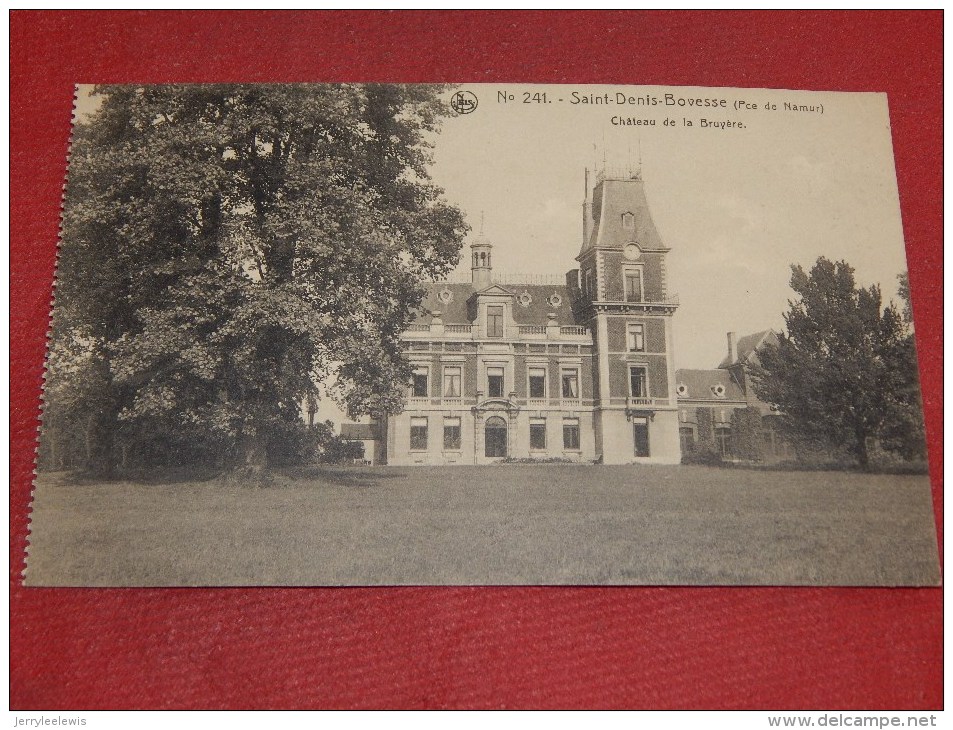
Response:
[42,84,468,476]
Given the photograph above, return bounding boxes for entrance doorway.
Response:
[632,417,650,457]
[485,416,507,458]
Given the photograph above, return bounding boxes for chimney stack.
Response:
[727,332,738,365]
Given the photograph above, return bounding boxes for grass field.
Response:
[25,464,940,586]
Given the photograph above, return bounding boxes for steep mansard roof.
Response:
[581,176,667,257]
[717,329,778,369]
[674,368,746,402]
[411,282,584,327]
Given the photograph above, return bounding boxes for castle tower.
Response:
[577,167,680,464]
[470,216,493,289]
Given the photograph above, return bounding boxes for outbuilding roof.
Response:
[718,330,777,368]
[675,368,746,402]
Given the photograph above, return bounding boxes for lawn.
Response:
[25,464,940,587]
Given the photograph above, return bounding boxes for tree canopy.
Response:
[46,84,468,474]
[750,257,925,468]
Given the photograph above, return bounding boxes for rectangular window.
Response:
[530,419,547,450]
[528,367,547,399]
[716,427,732,458]
[629,366,647,399]
[412,367,428,398]
[410,417,428,451]
[679,426,695,454]
[487,366,505,398]
[487,305,504,338]
[443,366,461,398]
[443,417,461,450]
[627,323,645,352]
[563,419,581,450]
[624,270,643,302]
[561,369,579,399]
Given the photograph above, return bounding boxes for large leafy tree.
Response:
[49,84,467,474]
[750,258,923,468]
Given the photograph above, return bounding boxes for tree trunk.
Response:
[233,434,268,478]
[855,426,870,470]
[85,409,117,479]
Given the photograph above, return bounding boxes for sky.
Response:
[72,85,910,426]
[427,84,908,370]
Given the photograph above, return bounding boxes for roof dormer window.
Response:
[621,211,635,229]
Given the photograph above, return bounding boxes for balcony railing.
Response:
[404,395,596,409]
[617,295,680,307]
[402,322,591,341]
[625,396,670,409]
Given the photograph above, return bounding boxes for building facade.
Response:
[675,330,794,462]
[383,168,682,465]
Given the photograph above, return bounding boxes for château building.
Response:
[381,167,683,465]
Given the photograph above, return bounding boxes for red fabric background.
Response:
[10,11,942,710]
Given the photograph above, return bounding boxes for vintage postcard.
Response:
[26,83,939,586]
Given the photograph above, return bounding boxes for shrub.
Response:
[681,442,723,466]
[696,407,715,446]
[730,407,764,461]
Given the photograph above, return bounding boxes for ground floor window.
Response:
[410,417,428,451]
[485,416,507,457]
[632,417,650,457]
[530,418,547,450]
[679,426,695,454]
[715,426,732,458]
[563,418,580,450]
[443,417,461,450]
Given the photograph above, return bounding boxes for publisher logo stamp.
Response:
[451,90,478,115]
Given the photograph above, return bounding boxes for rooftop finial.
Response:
[480,210,485,236]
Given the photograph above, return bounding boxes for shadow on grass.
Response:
[41,464,411,489]
[279,465,410,488]
[40,465,224,486]
[716,459,930,476]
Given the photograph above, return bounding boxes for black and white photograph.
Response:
[26,83,940,586]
